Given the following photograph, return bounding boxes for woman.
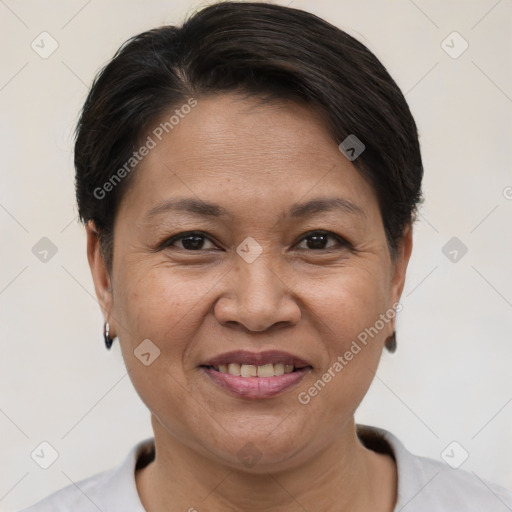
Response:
[20,2,512,511]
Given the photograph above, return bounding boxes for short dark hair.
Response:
[75,1,423,272]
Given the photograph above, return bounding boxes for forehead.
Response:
[148,94,337,166]
[117,93,379,222]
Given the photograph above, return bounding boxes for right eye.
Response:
[160,231,219,251]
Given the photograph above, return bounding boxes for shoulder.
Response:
[399,448,512,511]
[18,469,113,512]
[18,438,154,512]
[356,424,512,511]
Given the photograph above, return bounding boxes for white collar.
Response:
[24,424,512,511]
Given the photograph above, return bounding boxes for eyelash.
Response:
[158,230,352,252]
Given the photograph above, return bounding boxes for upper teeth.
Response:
[215,363,296,377]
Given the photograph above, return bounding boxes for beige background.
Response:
[1,0,511,510]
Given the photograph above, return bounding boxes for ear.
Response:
[86,221,114,328]
[389,224,413,307]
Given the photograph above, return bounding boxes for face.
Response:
[88,93,412,472]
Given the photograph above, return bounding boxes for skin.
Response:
[87,93,413,512]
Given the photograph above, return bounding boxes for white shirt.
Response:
[19,424,512,511]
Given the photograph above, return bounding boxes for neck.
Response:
[135,416,396,512]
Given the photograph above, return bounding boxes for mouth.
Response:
[199,350,313,399]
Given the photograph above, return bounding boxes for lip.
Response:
[200,350,312,368]
[201,366,312,399]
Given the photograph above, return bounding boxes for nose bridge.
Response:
[237,243,283,301]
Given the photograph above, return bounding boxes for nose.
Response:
[214,253,301,332]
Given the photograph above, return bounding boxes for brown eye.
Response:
[295,231,348,250]
[162,231,217,251]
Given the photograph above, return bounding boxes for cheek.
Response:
[307,264,390,343]
[114,265,215,348]
[111,267,212,421]
[296,266,390,417]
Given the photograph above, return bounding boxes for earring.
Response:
[104,321,113,350]
[385,331,397,353]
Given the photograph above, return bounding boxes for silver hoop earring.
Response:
[104,322,113,350]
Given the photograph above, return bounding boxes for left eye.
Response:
[295,230,346,250]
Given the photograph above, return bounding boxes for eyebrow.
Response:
[144,196,365,221]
